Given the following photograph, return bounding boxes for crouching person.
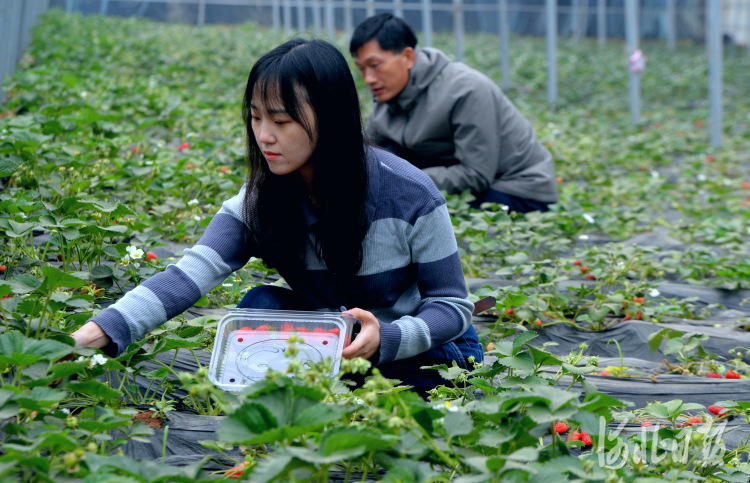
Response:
[352,14,559,213]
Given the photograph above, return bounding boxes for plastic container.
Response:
[208,309,356,392]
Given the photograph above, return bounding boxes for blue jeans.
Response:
[470,189,551,213]
[238,285,483,396]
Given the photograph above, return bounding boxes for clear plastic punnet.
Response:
[208,308,356,392]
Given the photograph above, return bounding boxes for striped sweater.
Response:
[92,147,474,364]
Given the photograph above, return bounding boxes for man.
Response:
[351,14,559,213]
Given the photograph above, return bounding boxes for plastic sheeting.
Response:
[530,320,750,363]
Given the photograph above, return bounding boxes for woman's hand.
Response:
[341,308,381,361]
[71,321,111,349]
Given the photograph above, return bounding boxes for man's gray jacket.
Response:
[366,47,558,203]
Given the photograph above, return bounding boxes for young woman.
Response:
[72,39,482,394]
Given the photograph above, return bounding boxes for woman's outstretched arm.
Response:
[73,186,257,355]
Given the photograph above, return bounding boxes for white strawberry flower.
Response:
[649,289,660,297]
[583,213,595,224]
[61,408,71,415]
[121,256,130,266]
[126,245,144,261]
[92,354,107,366]
[194,215,201,222]
[188,199,199,206]
[579,235,589,240]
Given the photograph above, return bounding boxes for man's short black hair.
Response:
[349,13,418,56]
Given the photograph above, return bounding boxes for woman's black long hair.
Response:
[242,39,369,277]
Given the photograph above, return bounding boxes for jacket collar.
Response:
[389,47,451,113]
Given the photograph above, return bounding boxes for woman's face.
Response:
[249,93,317,180]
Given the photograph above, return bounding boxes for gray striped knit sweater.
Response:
[92,147,474,364]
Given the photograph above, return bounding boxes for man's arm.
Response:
[422,81,502,195]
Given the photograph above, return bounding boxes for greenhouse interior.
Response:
[2,0,750,481]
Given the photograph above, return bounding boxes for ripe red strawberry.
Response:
[146,252,157,261]
[743,181,750,189]
[297,327,309,333]
[281,323,294,332]
[312,328,327,333]
[635,311,643,320]
[131,146,141,154]
[580,266,589,274]
[708,405,725,416]
[569,431,581,442]
[554,422,568,433]
[633,296,644,303]
[624,314,631,321]
[726,370,741,379]
[706,372,722,378]
[225,461,250,479]
[585,275,596,280]
[705,155,715,162]
[641,421,653,427]
[0,265,5,274]
[600,370,610,376]
[255,325,269,332]
[687,416,703,425]
[505,308,514,316]
[177,142,190,151]
[329,328,340,336]
[112,220,117,225]
[581,432,592,446]
[239,326,253,332]
[221,167,228,173]
[573,260,581,266]
[535,319,543,327]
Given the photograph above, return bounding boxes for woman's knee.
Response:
[237,285,298,310]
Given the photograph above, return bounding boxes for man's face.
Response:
[354,40,415,103]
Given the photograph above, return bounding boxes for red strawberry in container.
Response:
[255,325,270,333]
[239,326,253,332]
[329,328,340,336]
[281,323,295,333]
[312,328,327,334]
[297,327,309,333]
